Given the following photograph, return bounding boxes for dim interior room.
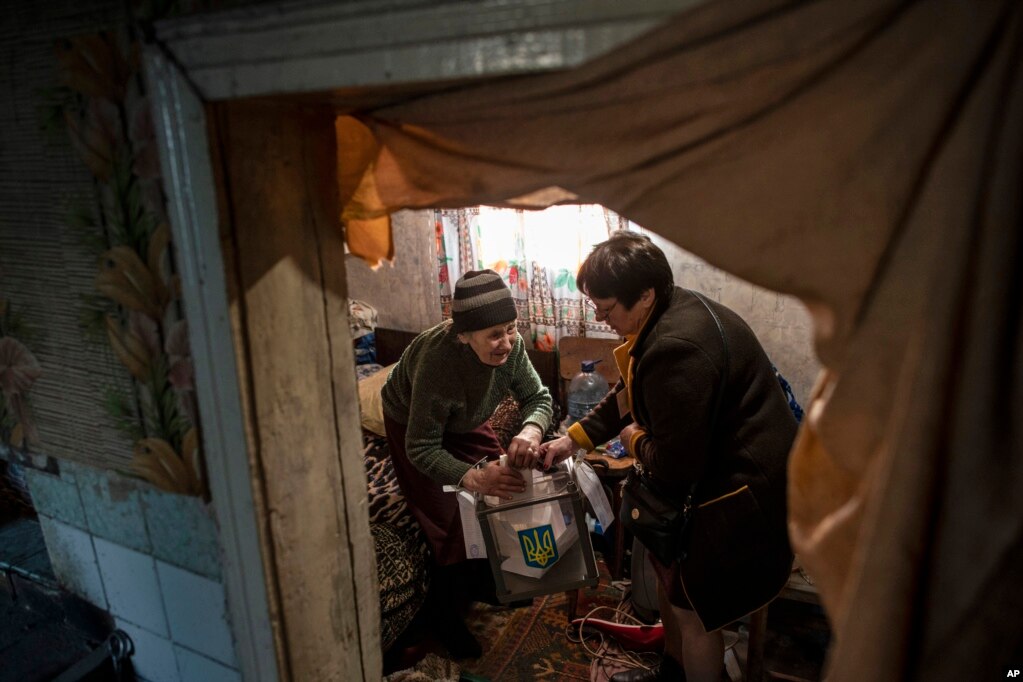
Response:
[207,92,826,679]
[145,0,1022,680]
[343,203,826,677]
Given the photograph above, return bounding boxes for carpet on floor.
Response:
[383,564,828,682]
[460,575,647,681]
[384,565,641,682]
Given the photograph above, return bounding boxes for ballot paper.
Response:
[574,461,615,533]
[499,520,578,579]
[456,490,487,559]
[492,468,579,578]
[449,456,609,566]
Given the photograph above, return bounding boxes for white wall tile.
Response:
[116,619,180,682]
[94,537,168,637]
[174,646,241,682]
[37,516,106,608]
[156,561,236,666]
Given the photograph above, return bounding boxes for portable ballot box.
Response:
[474,456,599,603]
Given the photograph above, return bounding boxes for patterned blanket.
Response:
[367,394,527,651]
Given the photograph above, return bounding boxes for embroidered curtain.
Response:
[436,205,628,350]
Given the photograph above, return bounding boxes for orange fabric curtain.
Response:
[336,0,1023,678]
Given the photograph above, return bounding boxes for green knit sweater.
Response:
[381,320,553,485]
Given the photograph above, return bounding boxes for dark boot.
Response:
[464,558,500,605]
[609,655,684,681]
[437,611,483,659]
[427,564,483,659]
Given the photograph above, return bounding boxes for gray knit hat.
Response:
[451,269,517,333]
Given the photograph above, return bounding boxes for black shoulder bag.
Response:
[619,290,730,566]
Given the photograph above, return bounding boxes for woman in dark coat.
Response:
[539,232,796,682]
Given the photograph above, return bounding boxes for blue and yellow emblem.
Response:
[518,524,559,569]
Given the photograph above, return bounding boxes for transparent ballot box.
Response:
[474,457,599,603]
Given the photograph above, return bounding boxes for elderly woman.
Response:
[382,269,553,658]
[539,233,796,682]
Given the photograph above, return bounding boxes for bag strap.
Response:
[690,290,730,437]
[632,290,730,506]
[680,290,731,505]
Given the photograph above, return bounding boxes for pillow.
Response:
[358,364,395,436]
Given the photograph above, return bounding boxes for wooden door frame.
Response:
[143,1,701,679]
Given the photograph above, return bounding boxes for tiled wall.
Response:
[25,461,239,682]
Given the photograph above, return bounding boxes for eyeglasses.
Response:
[585,299,618,320]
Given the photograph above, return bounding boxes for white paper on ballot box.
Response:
[456,490,487,559]
[499,519,579,579]
[494,468,579,579]
[453,459,609,573]
[574,461,615,532]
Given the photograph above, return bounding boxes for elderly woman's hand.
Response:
[507,424,543,467]
[538,435,579,469]
[462,461,526,499]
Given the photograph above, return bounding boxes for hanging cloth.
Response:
[335,1,1023,678]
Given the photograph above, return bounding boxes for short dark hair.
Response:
[576,232,674,308]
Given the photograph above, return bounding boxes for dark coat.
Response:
[578,287,796,630]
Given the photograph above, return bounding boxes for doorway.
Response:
[144,3,699,679]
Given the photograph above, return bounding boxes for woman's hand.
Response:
[507,424,543,467]
[538,435,579,469]
[462,461,526,499]
[618,423,640,456]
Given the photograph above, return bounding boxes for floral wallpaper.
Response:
[0,298,41,449]
[44,31,204,496]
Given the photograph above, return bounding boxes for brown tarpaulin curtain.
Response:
[337,0,1022,678]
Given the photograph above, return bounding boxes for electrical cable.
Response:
[563,583,662,676]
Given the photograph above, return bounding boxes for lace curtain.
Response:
[436,205,629,350]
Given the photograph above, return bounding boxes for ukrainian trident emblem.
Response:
[518,524,559,569]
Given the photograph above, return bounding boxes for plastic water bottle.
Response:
[566,360,610,426]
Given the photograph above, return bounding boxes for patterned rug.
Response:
[384,563,829,682]
[459,570,632,682]
[384,563,631,681]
